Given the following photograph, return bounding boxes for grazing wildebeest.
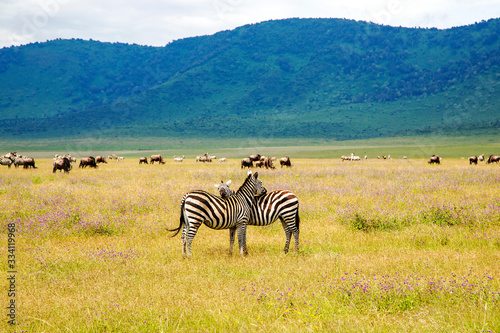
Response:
[255,160,264,168]
[68,155,77,164]
[280,157,292,168]
[53,157,71,173]
[241,157,253,168]
[96,156,107,164]
[150,154,165,164]
[487,155,500,164]
[264,156,275,169]
[139,157,148,164]
[14,156,25,168]
[174,156,185,162]
[428,155,441,164]
[249,154,261,162]
[0,157,14,168]
[217,158,227,163]
[196,153,211,163]
[23,157,36,169]
[3,152,17,159]
[478,154,485,162]
[468,156,478,165]
[79,156,97,168]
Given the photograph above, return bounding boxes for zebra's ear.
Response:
[214,184,221,189]
[226,180,231,186]
[254,172,259,178]
[247,169,252,176]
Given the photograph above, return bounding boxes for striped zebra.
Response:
[168,171,264,258]
[216,179,300,254]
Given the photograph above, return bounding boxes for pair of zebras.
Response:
[168,170,300,258]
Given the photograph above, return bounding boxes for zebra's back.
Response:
[183,190,233,230]
[251,190,299,227]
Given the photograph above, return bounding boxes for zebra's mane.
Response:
[236,173,254,193]
[255,187,268,198]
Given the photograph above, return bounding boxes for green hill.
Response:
[0,18,499,140]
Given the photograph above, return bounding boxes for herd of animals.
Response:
[167,169,300,258]
[1,150,499,258]
[1,152,499,173]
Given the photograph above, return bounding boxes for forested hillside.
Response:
[0,18,499,140]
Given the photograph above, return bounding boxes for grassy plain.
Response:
[1,133,500,159]
[1,157,500,332]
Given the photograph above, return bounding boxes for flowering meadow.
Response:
[1,157,499,332]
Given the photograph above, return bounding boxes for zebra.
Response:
[168,170,264,258]
[216,178,300,254]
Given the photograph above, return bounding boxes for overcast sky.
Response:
[1,0,499,48]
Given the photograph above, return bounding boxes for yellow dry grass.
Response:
[1,157,499,332]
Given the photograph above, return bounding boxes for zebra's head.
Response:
[215,180,233,199]
[216,173,267,198]
[247,170,265,197]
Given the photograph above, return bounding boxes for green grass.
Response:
[1,135,499,159]
[1,157,499,332]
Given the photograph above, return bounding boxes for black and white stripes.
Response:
[217,180,300,254]
[169,171,263,258]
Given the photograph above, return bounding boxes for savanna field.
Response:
[1,156,500,332]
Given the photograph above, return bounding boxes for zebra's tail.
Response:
[168,198,186,237]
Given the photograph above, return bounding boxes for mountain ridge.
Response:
[0,17,499,140]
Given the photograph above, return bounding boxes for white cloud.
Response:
[0,0,499,48]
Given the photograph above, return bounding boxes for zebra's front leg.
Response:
[229,227,236,256]
[236,223,248,256]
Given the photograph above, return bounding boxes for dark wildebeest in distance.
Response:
[428,155,441,164]
[150,154,165,164]
[249,154,261,162]
[14,156,25,168]
[487,155,500,164]
[241,157,253,168]
[468,156,478,165]
[23,157,36,169]
[196,153,211,163]
[280,157,292,168]
[0,152,16,168]
[255,160,264,168]
[139,157,148,164]
[264,156,275,169]
[0,157,14,168]
[79,156,97,168]
[96,156,107,164]
[53,157,71,173]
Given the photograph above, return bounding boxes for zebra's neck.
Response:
[233,175,255,203]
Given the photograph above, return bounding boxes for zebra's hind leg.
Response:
[181,227,188,258]
[229,228,236,256]
[292,228,299,252]
[236,224,248,256]
[184,223,201,259]
[280,218,292,254]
